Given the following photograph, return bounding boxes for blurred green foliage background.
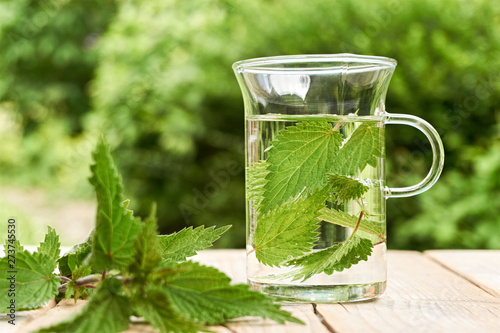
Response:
[0,0,499,249]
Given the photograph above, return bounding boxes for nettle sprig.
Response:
[0,138,302,333]
[248,121,386,281]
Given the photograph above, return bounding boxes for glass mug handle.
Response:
[384,113,445,198]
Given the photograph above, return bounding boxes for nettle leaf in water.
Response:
[284,235,374,282]
[318,208,385,241]
[253,190,327,267]
[260,121,343,214]
[327,173,370,204]
[246,161,269,205]
[333,123,383,176]
[251,120,385,278]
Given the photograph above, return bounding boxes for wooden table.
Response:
[8,250,500,333]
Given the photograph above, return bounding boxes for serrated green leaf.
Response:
[158,225,231,263]
[332,123,383,176]
[3,238,23,255]
[36,278,132,333]
[37,226,61,262]
[133,286,202,333]
[129,203,162,281]
[327,173,370,204]
[0,251,59,310]
[161,261,303,325]
[318,208,385,240]
[89,138,142,271]
[260,121,344,213]
[284,235,373,282]
[247,161,269,205]
[58,231,93,277]
[253,190,326,267]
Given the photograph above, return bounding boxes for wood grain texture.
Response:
[193,249,329,333]
[316,251,500,333]
[425,250,500,298]
[224,304,330,333]
[16,299,86,333]
[0,299,56,333]
[10,250,500,333]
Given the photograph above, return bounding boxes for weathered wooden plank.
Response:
[225,304,329,333]
[127,321,233,333]
[192,250,329,333]
[425,250,500,298]
[16,299,85,333]
[14,250,500,333]
[0,299,56,333]
[315,251,500,333]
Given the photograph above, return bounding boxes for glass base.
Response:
[248,280,386,303]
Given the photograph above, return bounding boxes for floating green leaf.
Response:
[247,161,269,205]
[333,123,383,176]
[285,235,373,281]
[260,121,343,213]
[253,190,326,267]
[249,120,385,276]
[327,173,370,204]
[318,208,385,240]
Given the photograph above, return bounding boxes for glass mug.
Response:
[233,54,444,302]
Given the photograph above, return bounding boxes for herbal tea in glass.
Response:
[233,54,444,302]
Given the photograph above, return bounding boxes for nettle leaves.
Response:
[249,120,385,279]
[259,121,344,214]
[0,138,302,333]
[89,141,142,271]
[0,229,60,310]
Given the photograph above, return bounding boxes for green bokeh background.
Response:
[0,0,499,249]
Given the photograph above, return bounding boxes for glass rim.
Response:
[232,53,397,74]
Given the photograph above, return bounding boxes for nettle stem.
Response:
[346,211,364,242]
[57,274,102,293]
[353,210,364,234]
[332,122,346,132]
[56,276,71,282]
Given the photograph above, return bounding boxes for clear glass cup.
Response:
[233,54,444,302]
